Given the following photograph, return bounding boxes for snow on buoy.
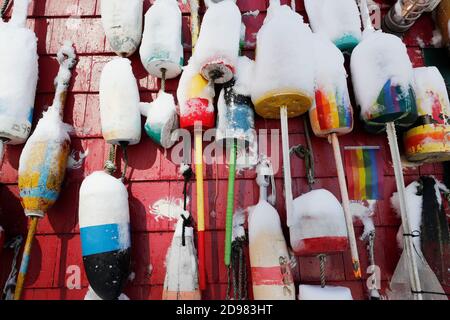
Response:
[79,171,131,300]
[0,0,38,148]
[193,0,241,84]
[99,58,141,146]
[162,212,201,300]
[404,67,450,163]
[140,0,183,79]
[290,189,348,255]
[298,284,353,300]
[309,34,353,138]
[248,159,295,300]
[304,0,361,52]
[100,0,143,57]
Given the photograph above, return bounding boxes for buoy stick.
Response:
[280,106,294,227]
[14,216,39,300]
[190,0,200,49]
[194,130,206,290]
[224,139,237,266]
[386,122,423,300]
[330,133,362,279]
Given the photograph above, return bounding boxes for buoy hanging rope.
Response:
[104,144,117,175]
[119,141,129,182]
[318,254,327,288]
[2,235,23,300]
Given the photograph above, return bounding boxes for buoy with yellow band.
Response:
[15,42,77,300]
[404,67,450,163]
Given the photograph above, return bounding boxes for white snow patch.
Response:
[304,0,361,44]
[350,200,376,240]
[416,37,425,48]
[298,285,353,300]
[251,3,315,105]
[232,208,246,241]
[390,181,422,250]
[233,56,255,97]
[431,29,442,48]
[243,10,260,17]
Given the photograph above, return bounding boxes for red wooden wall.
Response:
[0,0,448,300]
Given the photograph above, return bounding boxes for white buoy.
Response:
[298,284,353,300]
[79,171,131,300]
[99,58,141,146]
[248,159,295,300]
[162,211,201,300]
[140,0,183,79]
[0,0,38,149]
[100,0,143,57]
[193,0,242,83]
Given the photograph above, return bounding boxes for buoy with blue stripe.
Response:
[100,0,143,57]
[15,41,77,300]
[0,0,38,163]
[79,171,131,300]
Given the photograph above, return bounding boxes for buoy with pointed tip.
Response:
[404,67,450,163]
[79,171,131,301]
[0,0,38,162]
[249,158,295,300]
[100,0,143,57]
[162,211,201,300]
[193,0,241,84]
[99,58,142,146]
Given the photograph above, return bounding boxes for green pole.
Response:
[224,139,237,266]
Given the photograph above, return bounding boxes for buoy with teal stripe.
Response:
[78,170,131,300]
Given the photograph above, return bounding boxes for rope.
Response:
[2,235,23,300]
[290,144,314,190]
[180,213,193,247]
[318,254,327,288]
[119,142,129,182]
[226,237,248,300]
[160,68,166,93]
[0,0,10,20]
[182,166,193,211]
[411,290,450,297]
[104,144,117,175]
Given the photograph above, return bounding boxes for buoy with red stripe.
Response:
[79,171,131,300]
[162,211,201,300]
[100,0,143,57]
[404,67,450,163]
[248,158,295,300]
[291,189,348,255]
[0,0,38,162]
[193,0,241,84]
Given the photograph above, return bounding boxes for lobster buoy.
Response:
[351,31,417,133]
[193,0,241,84]
[309,34,353,138]
[162,212,201,300]
[290,189,348,255]
[141,91,178,149]
[0,0,38,153]
[304,0,361,52]
[404,67,450,163]
[248,159,295,300]
[177,61,215,131]
[79,171,131,300]
[100,0,143,57]
[18,107,72,217]
[18,42,76,218]
[140,0,183,79]
[99,58,141,146]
